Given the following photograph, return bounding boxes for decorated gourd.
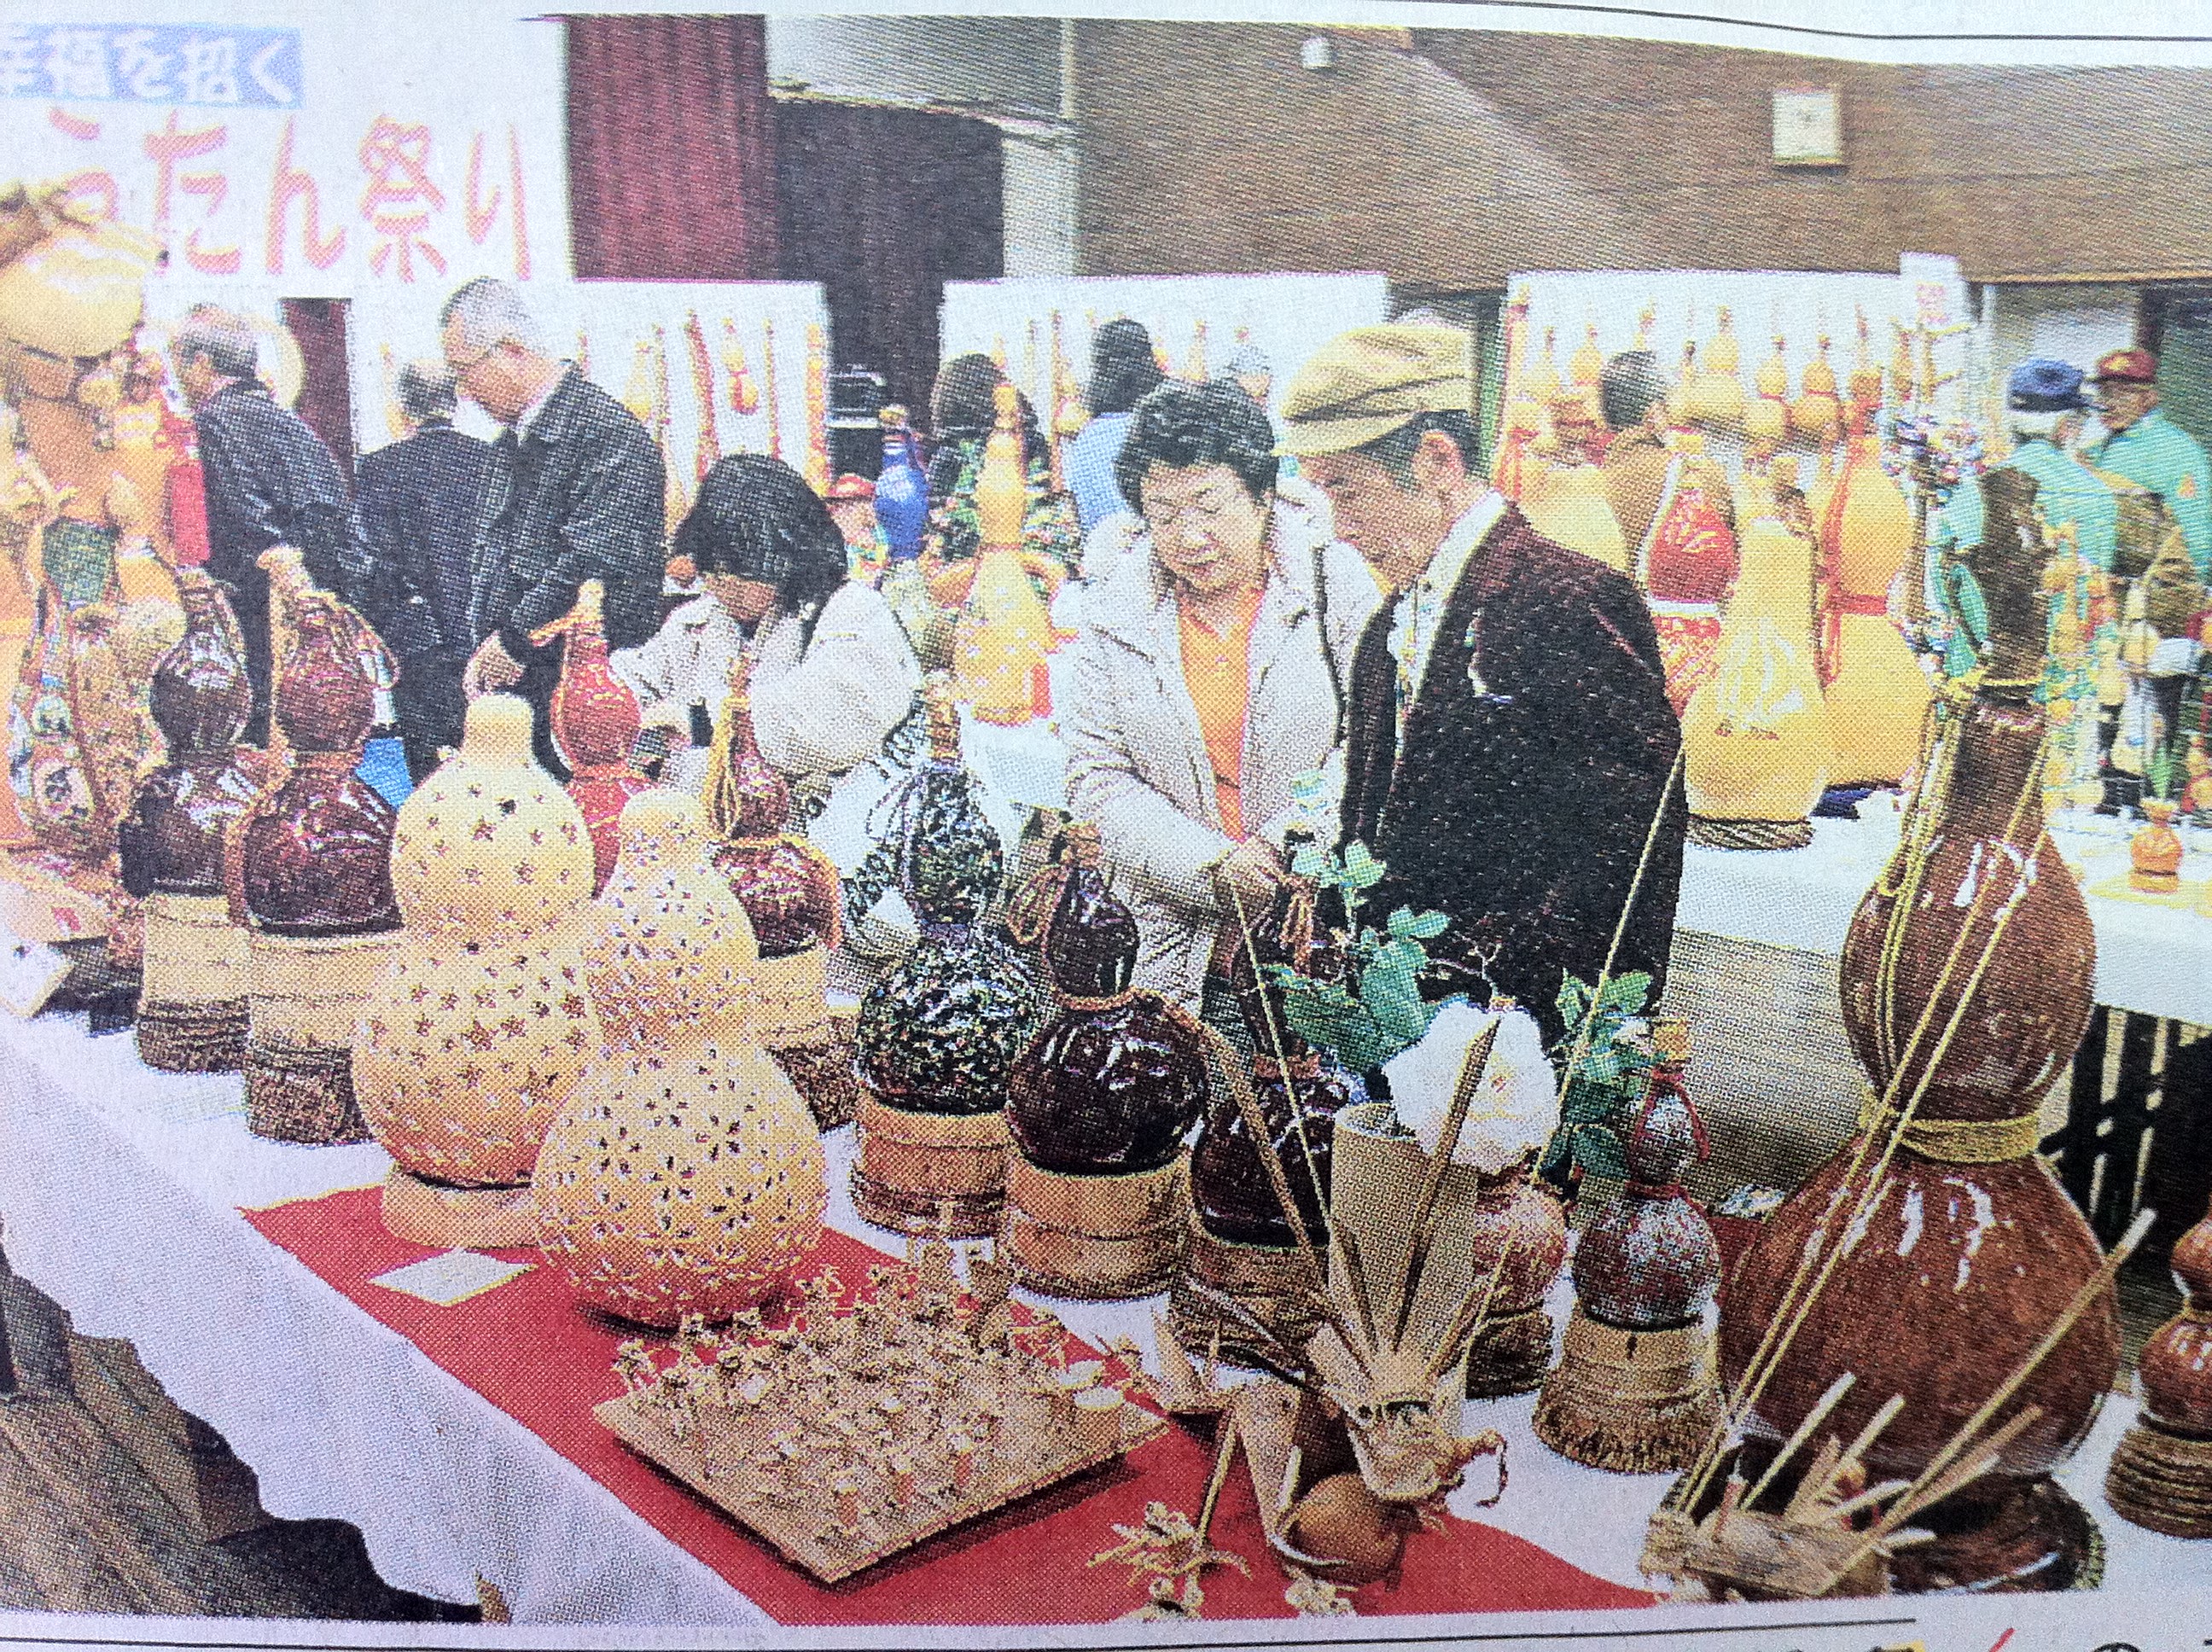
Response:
[119,570,261,1071]
[950,385,1054,725]
[547,579,648,894]
[1817,429,1930,786]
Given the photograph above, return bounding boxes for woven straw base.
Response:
[852,1096,1008,1238]
[136,997,248,1073]
[245,1036,370,1145]
[1465,1303,1557,1398]
[381,1166,538,1249]
[1688,816,1814,852]
[1533,1310,1719,1474]
[1004,1155,1187,1301]
[2106,1416,2212,1539]
[1166,1223,1324,1367]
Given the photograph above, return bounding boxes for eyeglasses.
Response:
[1142,494,1235,535]
[443,343,498,378]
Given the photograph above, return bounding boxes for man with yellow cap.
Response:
[1279,324,1685,1044]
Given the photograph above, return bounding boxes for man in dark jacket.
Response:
[1281,325,1685,1046]
[439,276,665,775]
[172,305,371,742]
[354,360,492,780]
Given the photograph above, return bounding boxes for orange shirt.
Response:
[1178,583,1265,840]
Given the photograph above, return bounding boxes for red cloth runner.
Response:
[245,1186,1650,1626]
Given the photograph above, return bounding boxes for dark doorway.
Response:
[773,101,1004,431]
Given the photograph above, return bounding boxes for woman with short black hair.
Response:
[1064,378,1380,1013]
[1065,318,1167,532]
[612,455,920,807]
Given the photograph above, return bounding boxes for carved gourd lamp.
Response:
[536,787,826,1326]
[1719,467,2121,1592]
[118,568,262,1070]
[236,567,400,1143]
[1681,465,1832,850]
[1534,1018,1722,1472]
[1818,411,1930,788]
[1004,823,1208,1299]
[2107,1198,2212,1538]
[353,692,600,1247]
[1639,431,1739,715]
[852,678,1048,1236]
[547,579,647,894]
[951,384,1054,725]
[702,661,851,1127]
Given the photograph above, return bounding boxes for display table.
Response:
[0,1009,1654,1625]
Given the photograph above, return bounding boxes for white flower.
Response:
[1382,1000,1557,1174]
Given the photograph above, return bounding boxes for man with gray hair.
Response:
[354,359,492,779]
[439,276,664,774]
[173,302,370,742]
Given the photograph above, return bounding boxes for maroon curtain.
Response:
[565,15,780,281]
[281,297,355,486]
[773,102,1004,421]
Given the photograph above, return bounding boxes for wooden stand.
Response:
[381,1165,538,1249]
[1004,1154,1186,1300]
[136,893,248,1073]
[66,1333,271,1544]
[852,1094,1008,1238]
[2107,1416,2212,1539]
[1166,1221,1324,1366]
[1533,1307,1719,1473]
[246,928,395,1144]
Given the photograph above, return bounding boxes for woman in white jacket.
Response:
[1065,379,1380,1015]
[611,456,921,855]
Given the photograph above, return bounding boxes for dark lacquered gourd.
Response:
[853,679,1045,1112]
[1722,467,2118,1495]
[1190,842,1338,1246]
[239,596,400,937]
[1007,824,1208,1174]
[118,571,262,898]
[1572,1019,1720,1330]
[706,663,840,957]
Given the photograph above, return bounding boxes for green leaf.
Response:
[1555,975,1592,1033]
[1290,843,1330,880]
[1574,1126,1628,1179]
[1597,971,1655,1016]
[1540,1130,1575,1178]
[1341,841,1386,890]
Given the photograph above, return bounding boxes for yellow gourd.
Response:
[1682,498,1832,842]
[1569,322,1604,417]
[1523,457,1630,573]
[1790,334,1843,444]
[952,385,1055,725]
[1745,334,1790,449]
[1822,434,1931,786]
[1687,308,1745,428]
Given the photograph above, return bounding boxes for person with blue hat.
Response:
[1930,358,2119,806]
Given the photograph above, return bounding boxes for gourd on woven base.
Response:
[852,1096,1009,1238]
[136,892,247,1072]
[246,929,394,1145]
[2106,1195,2212,1539]
[2106,1422,2212,1539]
[1532,1310,1720,1474]
[1165,1223,1324,1368]
[1003,1154,1186,1301]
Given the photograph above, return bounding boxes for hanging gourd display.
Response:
[116,568,262,1071]
[544,579,648,894]
[353,693,600,1248]
[1745,334,1790,452]
[950,385,1055,724]
[1534,1018,1721,1473]
[233,560,400,1143]
[1717,468,2121,1592]
[1002,823,1208,1299]
[702,660,851,1128]
[851,678,1048,1237]
[1790,334,1844,445]
[535,787,826,1327]
[1681,465,1832,849]
[1685,308,1745,429]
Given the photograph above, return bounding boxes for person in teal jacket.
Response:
[2089,346,2212,579]
[1930,358,2119,807]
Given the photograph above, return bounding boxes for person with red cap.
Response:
[2089,346,2212,578]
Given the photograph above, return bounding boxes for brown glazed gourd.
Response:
[1720,466,2119,1591]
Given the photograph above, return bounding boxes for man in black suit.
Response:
[354,361,492,780]
[439,277,665,774]
[1280,325,1685,1045]
[172,305,371,742]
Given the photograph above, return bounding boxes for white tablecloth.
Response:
[0,1006,2195,1623]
